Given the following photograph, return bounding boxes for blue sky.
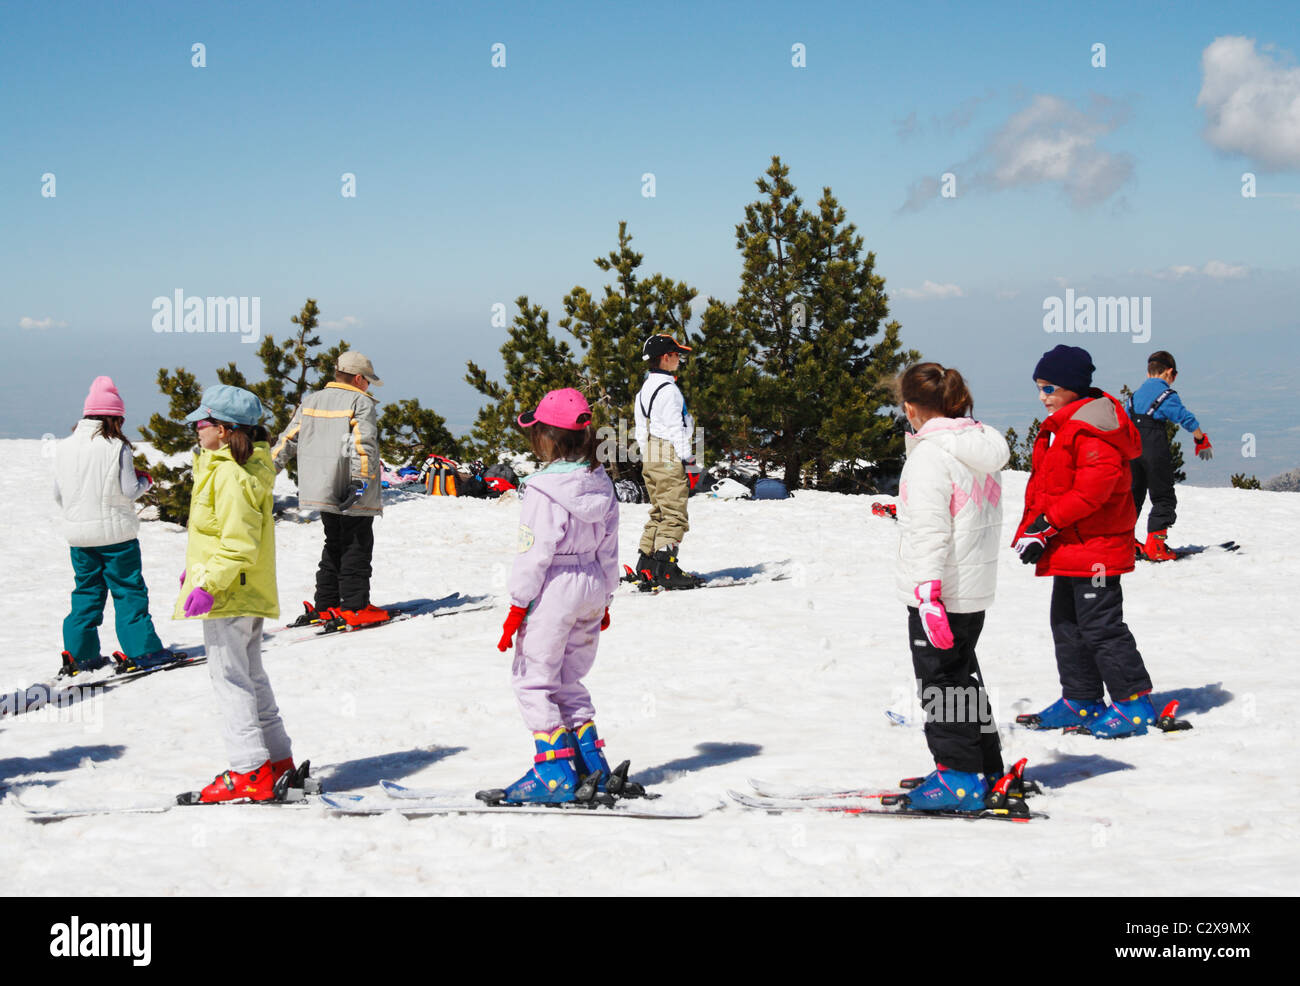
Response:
[4,0,1298,484]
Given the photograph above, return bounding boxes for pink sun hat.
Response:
[517,388,592,430]
[83,376,126,417]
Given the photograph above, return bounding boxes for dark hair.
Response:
[527,422,599,471]
[214,420,268,466]
[897,362,974,418]
[335,370,364,385]
[78,415,134,450]
[1147,351,1177,376]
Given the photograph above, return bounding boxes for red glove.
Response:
[136,469,154,487]
[1194,433,1212,461]
[497,605,528,651]
[600,608,610,631]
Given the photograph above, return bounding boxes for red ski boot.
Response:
[197,761,277,803]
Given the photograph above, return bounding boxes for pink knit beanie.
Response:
[84,376,126,417]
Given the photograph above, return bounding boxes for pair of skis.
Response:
[619,561,793,593]
[727,758,1047,822]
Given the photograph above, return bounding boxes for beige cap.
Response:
[338,351,383,386]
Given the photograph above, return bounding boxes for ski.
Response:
[319,781,709,819]
[20,762,321,821]
[1136,540,1238,561]
[287,593,495,642]
[621,562,793,594]
[727,790,1046,822]
[747,777,925,802]
[1,653,205,719]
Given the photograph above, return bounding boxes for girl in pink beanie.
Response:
[52,377,183,676]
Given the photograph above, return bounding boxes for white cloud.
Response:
[899,94,1134,212]
[897,281,964,300]
[981,95,1133,206]
[1153,260,1249,280]
[321,315,363,330]
[19,316,67,330]
[1198,36,1300,171]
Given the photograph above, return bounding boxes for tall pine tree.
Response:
[693,156,915,489]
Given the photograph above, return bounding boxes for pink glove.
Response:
[497,605,527,651]
[183,587,214,618]
[179,570,187,589]
[914,580,954,650]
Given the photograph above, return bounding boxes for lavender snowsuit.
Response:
[509,461,620,731]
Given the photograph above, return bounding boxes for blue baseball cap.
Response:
[184,385,264,427]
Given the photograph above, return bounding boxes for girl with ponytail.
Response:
[892,362,1012,812]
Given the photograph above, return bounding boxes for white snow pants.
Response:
[203,617,292,772]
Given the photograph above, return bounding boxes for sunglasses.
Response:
[1036,385,1062,395]
[192,419,217,431]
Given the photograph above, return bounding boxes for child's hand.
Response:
[1194,433,1212,460]
[600,607,610,631]
[914,581,954,649]
[183,587,214,618]
[498,605,528,651]
[1014,514,1058,564]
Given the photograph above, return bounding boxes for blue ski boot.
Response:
[1088,694,1157,738]
[903,766,988,812]
[59,651,108,677]
[477,728,582,805]
[113,648,188,673]
[1017,696,1105,729]
[572,720,646,797]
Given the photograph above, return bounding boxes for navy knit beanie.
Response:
[1033,345,1095,395]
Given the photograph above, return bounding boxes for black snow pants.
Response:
[1130,414,1177,532]
[1050,575,1152,703]
[315,512,375,611]
[907,608,1003,776]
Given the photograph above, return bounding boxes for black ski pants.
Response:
[1050,575,1152,703]
[315,512,375,611]
[1130,416,1177,532]
[907,607,1003,776]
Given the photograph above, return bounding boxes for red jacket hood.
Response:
[1041,390,1140,462]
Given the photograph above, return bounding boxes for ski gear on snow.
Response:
[1141,529,1178,562]
[197,759,277,803]
[901,767,988,812]
[1083,693,1157,739]
[481,727,582,804]
[1018,695,1106,729]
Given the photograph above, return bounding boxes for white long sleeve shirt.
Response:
[633,371,694,461]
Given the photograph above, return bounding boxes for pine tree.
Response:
[464,298,579,460]
[136,368,204,525]
[693,156,916,489]
[1004,419,1041,471]
[378,399,461,467]
[558,222,698,478]
[1230,473,1261,490]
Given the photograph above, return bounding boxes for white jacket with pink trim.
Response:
[895,417,1009,613]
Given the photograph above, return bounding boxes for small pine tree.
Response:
[464,298,580,461]
[136,368,205,525]
[378,399,461,467]
[1004,427,1022,471]
[1230,473,1261,490]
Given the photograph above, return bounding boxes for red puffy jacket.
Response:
[1014,390,1141,577]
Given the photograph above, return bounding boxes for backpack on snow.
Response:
[752,478,791,500]
[423,454,460,497]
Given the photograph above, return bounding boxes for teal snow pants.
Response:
[63,539,163,660]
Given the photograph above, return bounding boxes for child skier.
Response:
[176,385,298,802]
[1014,346,1159,738]
[1126,350,1212,561]
[53,376,181,675]
[895,363,1010,811]
[479,388,637,805]
[272,351,386,628]
[630,333,703,590]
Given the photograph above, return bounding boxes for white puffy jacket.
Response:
[53,419,150,548]
[895,417,1010,613]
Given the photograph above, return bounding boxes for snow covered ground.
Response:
[2,438,1296,896]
